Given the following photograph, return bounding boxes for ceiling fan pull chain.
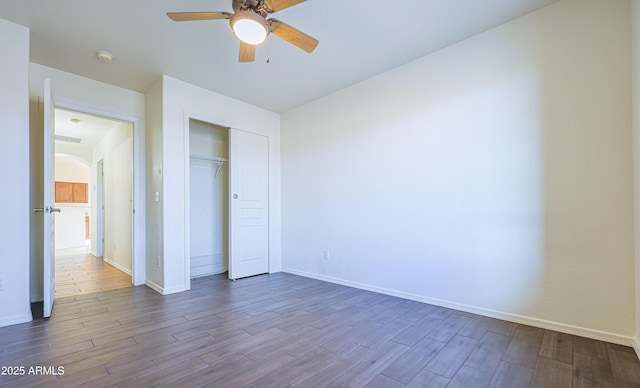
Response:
[266,35,270,63]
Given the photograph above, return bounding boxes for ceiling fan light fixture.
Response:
[230,11,268,45]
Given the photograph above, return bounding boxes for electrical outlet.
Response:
[0,276,5,291]
[156,256,161,268]
[323,250,330,261]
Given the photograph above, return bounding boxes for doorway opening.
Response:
[188,119,229,281]
[54,108,133,297]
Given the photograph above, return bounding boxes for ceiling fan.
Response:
[167,0,318,62]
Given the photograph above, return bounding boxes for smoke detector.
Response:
[96,50,114,62]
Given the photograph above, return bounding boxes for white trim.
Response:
[103,257,132,277]
[96,159,105,258]
[283,268,636,347]
[161,285,188,295]
[144,279,185,295]
[634,338,640,360]
[191,265,228,279]
[183,113,192,291]
[145,279,164,294]
[0,314,33,328]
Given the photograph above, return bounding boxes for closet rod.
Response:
[190,154,227,179]
[190,154,228,163]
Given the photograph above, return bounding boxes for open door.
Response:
[229,129,269,280]
[42,78,58,318]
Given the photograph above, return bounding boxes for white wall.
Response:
[145,77,163,290]
[0,18,31,327]
[55,208,88,250]
[54,155,90,250]
[190,120,229,159]
[29,63,146,302]
[282,0,635,344]
[147,75,281,295]
[632,0,640,356]
[55,155,91,183]
[92,122,133,274]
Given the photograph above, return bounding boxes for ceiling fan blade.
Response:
[239,42,256,62]
[265,0,306,12]
[167,12,231,22]
[269,19,318,53]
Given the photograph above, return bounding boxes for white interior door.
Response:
[229,129,269,280]
[43,79,58,318]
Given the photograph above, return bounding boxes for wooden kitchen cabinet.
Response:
[55,182,88,203]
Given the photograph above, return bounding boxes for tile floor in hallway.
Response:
[54,244,131,298]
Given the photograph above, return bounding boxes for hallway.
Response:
[55,251,132,298]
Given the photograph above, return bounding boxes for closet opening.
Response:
[188,119,229,279]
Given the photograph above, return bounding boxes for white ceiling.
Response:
[0,0,559,113]
[55,109,121,149]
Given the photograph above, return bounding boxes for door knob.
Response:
[233,194,238,199]
[34,207,62,213]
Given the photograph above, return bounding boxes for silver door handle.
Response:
[233,194,238,199]
[33,207,61,213]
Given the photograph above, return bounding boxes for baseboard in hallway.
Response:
[55,240,91,256]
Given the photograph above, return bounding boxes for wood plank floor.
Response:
[1,273,639,387]
[55,253,132,298]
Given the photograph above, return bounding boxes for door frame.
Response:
[53,100,145,286]
[182,113,231,288]
[96,158,105,257]
[182,112,272,289]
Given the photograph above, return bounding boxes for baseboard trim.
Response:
[103,257,132,276]
[283,268,635,347]
[144,279,185,295]
[145,279,164,295]
[191,266,228,279]
[633,338,640,360]
[0,313,33,328]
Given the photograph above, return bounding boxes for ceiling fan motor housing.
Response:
[233,0,268,15]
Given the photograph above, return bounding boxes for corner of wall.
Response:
[144,77,164,292]
[632,0,640,360]
[0,17,32,328]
